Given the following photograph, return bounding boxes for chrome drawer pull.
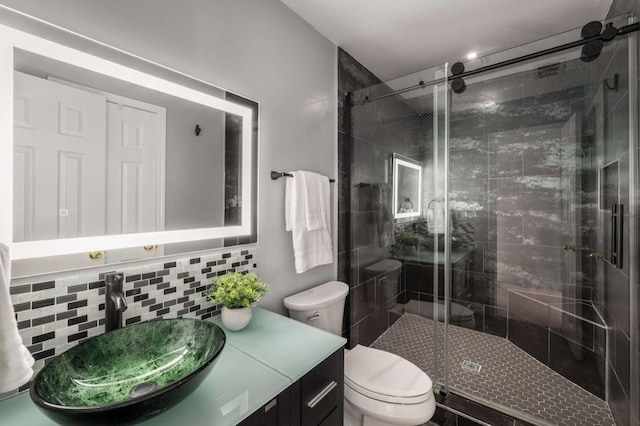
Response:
[306,381,337,409]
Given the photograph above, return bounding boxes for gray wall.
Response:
[1,0,338,314]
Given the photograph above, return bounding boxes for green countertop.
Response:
[0,308,347,426]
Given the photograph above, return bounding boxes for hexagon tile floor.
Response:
[371,313,616,426]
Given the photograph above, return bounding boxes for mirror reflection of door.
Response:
[13,72,165,275]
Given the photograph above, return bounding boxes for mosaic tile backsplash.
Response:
[2,247,256,401]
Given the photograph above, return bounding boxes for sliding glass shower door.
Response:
[442,14,634,425]
[347,14,636,425]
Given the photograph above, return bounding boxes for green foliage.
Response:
[397,229,420,246]
[206,272,269,309]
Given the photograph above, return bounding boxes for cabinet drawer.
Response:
[300,351,342,426]
[319,407,339,426]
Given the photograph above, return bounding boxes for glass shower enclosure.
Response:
[348,14,637,426]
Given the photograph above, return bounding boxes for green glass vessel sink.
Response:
[30,319,226,425]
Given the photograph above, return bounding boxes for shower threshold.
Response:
[371,313,615,426]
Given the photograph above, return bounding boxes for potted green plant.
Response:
[391,229,420,257]
[206,272,268,331]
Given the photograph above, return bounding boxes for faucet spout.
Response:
[110,292,128,312]
[105,273,127,332]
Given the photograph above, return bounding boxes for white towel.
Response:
[427,202,446,235]
[285,171,333,273]
[302,172,329,231]
[0,243,34,393]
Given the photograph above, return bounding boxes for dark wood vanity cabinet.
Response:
[239,348,344,426]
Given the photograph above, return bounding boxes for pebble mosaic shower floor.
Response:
[371,313,615,426]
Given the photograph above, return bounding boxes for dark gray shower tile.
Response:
[522,59,589,99]
[375,273,401,308]
[449,147,489,179]
[508,312,549,365]
[404,263,435,295]
[496,243,564,290]
[522,210,568,247]
[337,251,348,284]
[548,305,597,350]
[483,305,507,338]
[608,362,631,426]
[493,211,524,243]
[453,73,524,115]
[448,134,486,152]
[348,323,359,349]
[606,98,630,167]
[605,261,630,337]
[508,291,550,328]
[352,137,377,178]
[613,329,630,397]
[468,272,497,306]
[601,40,629,122]
[357,311,386,347]
[450,178,487,212]
[350,279,375,325]
[548,330,605,399]
[496,175,562,212]
[449,113,484,140]
[523,138,564,177]
[351,211,377,249]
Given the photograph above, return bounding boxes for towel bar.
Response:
[271,171,335,183]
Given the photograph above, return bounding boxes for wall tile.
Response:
[5,247,256,401]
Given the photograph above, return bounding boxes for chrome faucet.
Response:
[105,273,128,332]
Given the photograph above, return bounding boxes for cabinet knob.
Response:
[143,245,155,251]
[88,251,103,260]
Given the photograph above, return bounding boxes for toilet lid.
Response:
[345,345,432,401]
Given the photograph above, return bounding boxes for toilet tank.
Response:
[283,281,349,336]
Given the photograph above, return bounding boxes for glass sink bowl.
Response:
[30,319,226,425]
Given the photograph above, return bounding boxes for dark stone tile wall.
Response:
[448,61,593,312]
[338,49,424,348]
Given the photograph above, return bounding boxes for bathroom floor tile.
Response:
[371,313,615,426]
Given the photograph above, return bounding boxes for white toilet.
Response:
[284,281,436,426]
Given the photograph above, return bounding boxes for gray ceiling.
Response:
[280,0,614,81]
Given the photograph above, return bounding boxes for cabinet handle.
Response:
[306,381,337,409]
[264,398,277,412]
[88,251,102,260]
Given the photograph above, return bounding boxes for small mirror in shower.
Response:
[392,153,422,220]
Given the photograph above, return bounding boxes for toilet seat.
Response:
[345,345,433,405]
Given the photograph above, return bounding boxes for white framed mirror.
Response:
[0,24,255,264]
[392,153,422,220]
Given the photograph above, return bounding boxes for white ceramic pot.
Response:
[221,306,252,331]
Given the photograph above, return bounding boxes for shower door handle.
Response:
[611,204,623,269]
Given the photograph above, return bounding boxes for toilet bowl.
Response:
[344,345,435,426]
[284,281,436,426]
